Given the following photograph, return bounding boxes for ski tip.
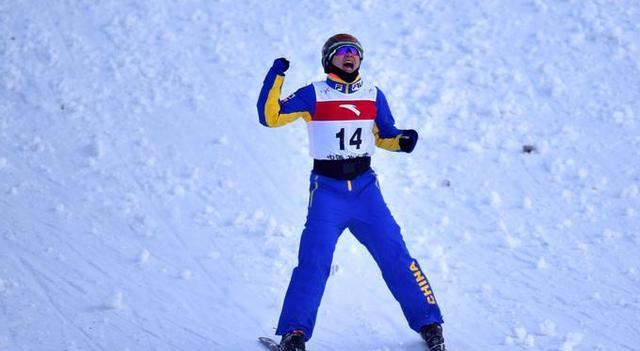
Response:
[258,336,281,351]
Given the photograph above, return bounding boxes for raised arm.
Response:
[257,58,314,128]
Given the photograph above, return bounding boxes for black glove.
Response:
[271,57,290,75]
[399,129,418,153]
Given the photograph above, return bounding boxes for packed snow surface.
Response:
[1,1,639,350]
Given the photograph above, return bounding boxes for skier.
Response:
[257,34,446,351]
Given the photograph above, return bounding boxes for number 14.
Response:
[336,128,362,150]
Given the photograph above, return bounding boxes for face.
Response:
[330,45,361,73]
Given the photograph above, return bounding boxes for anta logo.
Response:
[410,261,437,305]
[338,104,361,116]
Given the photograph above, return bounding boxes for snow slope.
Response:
[1,1,639,350]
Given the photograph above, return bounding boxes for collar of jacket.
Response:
[326,73,363,94]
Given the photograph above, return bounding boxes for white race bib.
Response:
[308,81,378,160]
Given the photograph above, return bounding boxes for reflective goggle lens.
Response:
[334,45,361,56]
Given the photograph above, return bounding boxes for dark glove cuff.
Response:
[399,129,418,153]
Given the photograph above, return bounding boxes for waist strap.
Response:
[313,157,371,180]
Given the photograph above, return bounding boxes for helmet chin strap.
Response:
[327,63,360,83]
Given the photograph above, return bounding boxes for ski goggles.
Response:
[333,45,361,57]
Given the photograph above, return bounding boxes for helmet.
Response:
[321,33,364,73]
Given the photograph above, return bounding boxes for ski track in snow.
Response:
[1,0,640,350]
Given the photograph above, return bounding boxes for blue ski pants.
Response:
[276,169,443,340]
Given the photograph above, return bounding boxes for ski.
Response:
[258,337,281,351]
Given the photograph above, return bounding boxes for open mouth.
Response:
[344,62,354,69]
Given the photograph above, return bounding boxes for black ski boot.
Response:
[420,323,446,351]
[280,330,305,351]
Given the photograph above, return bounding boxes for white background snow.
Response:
[1,0,639,350]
